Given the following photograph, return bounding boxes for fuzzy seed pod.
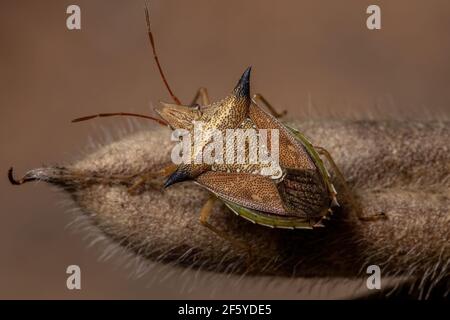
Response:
[9,120,449,298]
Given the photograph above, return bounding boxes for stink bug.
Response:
[158,67,342,231]
[11,7,372,253]
[68,7,351,235]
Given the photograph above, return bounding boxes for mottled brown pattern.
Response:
[165,91,252,180]
[249,103,316,171]
[197,172,287,215]
[156,69,332,221]
[277,168,329,217]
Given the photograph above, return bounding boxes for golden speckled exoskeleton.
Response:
[154,67,340,230]
[32,7,383,253]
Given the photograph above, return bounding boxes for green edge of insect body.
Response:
[217,124,335,230]
[224,200,314,229]
[285,125,336,199]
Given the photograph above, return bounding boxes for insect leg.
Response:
[199,196,254,265]
[189,87,210,106]
[252,93,287,118]
[127,164,177,194]
[314,146,387,221]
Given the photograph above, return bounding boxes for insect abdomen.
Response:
[277,168,330,218]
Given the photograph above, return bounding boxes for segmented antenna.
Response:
[144,4,182,105]
[70,5,178,125]
[71,112,168,126]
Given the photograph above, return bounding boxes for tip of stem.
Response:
[8,166,66,186]
[8,167,22,185]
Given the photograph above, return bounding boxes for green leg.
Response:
[315,146,387,221]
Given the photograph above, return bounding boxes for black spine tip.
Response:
[233,66,251,99]
[163,168,191,188]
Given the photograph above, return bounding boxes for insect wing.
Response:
[196,171,287,215]
[196,171,315,229]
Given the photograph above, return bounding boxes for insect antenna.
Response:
[71,112,168,126]
[144,4,182,105]
[71,5,179,126]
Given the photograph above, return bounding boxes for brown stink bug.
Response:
[69,7,349,230]
[10,6,375,252]
[156,66,342,231]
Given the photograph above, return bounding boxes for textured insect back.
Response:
[276,167,329,218]
[164,68,337,229]
[198,66,252,133]
[244,103,335,225]
[163,67,254,188]
[271,125,339,227]
[287,126,340,207]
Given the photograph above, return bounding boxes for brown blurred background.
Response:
[0,0,449,299]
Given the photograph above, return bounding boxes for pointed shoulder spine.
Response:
[233,66,252,100]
